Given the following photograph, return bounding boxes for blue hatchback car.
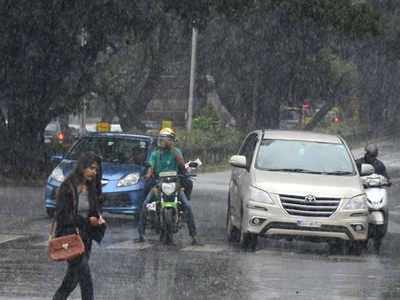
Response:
[44,132,155,217]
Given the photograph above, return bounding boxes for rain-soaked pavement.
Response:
[1,140,400,299]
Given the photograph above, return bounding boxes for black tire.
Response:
[348,240,367,255]
[240,231,258,251]
[238,200,258,251]
[328,239,346,255]
[375,224,387,239]
[226,199,240,243]
[373,237,383,253]
[46,208,55,218]
[161,208,175,245]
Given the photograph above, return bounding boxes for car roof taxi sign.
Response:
[96,121,111,132]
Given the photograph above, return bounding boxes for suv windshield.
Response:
[255,139,355,175]
[66,136,149,164]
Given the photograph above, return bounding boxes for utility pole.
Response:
[187,25,198,132]
[79,27,88,136]
[80,97,87,136]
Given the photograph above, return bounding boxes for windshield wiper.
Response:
[323,171,353,176]
[266,168,324,174]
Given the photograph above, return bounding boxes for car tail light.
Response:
[57,132,64,141]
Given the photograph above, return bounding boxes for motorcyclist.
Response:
[136,127,198,245]
[356,144,391,183]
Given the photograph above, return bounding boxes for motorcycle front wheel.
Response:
[161,208,176,245]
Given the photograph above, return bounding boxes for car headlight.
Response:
[249,186,275,205]
[117,173,140,187]
[50,167,65,183]
[161,182,176,195]
[343,194,367,210]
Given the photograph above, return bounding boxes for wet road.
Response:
[1,145,400,299]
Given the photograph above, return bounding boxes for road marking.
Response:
[106,240,152,250]
[34,240,49,247]
[0,234,24,245]
[181,243,230,253]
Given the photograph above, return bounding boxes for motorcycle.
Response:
[145,159,200,244]
[362,173,390,251]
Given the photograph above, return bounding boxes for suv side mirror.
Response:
[229,155,247,168]
[361,163,375,176]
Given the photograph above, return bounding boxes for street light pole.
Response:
[78,27,88,136]
[80,97,87,136]
[187,25,198,132]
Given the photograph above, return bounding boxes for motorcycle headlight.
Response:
[117,173,140,187]
[161,182,176,196]
[364,175,388,187]
[50,167,65,183]
[343,194,367,210]
[249,186,275,205]
[366,178,381,187]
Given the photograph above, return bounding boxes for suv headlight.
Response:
[161,182,176,195]
[50,167,65,183]
[249,186,275,205]
[343,194,367,210]
[117,173,140,187]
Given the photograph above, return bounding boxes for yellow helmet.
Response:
[159,127,176,140]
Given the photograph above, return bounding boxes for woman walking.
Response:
[53,152,106,300]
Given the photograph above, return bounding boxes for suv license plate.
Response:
[297,220,321,228]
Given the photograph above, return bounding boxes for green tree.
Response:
[0,1,152,176]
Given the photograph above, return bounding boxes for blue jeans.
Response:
[138,188,197,239]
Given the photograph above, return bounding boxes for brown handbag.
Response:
[48,186,85,261]
[48,225,85,261]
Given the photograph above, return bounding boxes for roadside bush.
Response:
[177,105,244,165]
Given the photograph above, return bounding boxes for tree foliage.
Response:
[0,0,399,178]
[0,0,153,176]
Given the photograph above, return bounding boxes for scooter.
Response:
[362,173,390,251]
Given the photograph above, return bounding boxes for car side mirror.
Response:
[361,163,375,176]
[229,155,247,168]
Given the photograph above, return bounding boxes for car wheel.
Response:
[240,230,258,251]
[348,240,367,255]
[239,202,257,251]
[226,199,240,243]
[46,208,55,218]
[328,239,346,254]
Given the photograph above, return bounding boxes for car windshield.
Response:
[255,139,355,175]
[66,136,149,164]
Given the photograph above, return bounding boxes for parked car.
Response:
[44,120,62,144]
[227,130,369,253]
[44,132,155,217]
[44,120,79,145]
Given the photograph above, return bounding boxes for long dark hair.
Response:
[67,151,103,213]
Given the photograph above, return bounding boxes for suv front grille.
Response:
[279,194,341,218]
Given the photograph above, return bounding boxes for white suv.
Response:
[227,130,369,253]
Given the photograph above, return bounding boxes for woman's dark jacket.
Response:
[54,177,105,251]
